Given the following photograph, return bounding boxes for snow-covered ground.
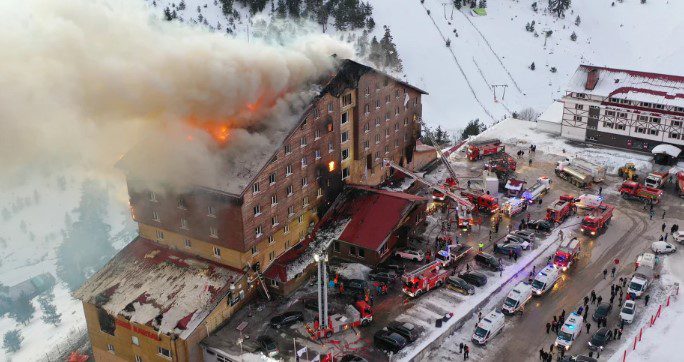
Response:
[0,168,134,361]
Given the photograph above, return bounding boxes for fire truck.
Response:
[644,170,671,189]
[466,139,505,161]
[402,261,451,297]
[619,180,663,204]
[502,197,528,217]
[545,195,576,224]
[553,237,581,271]
[677,171,684,198]
[460,190,499,214]
[555,160,592,188]
[312,301,373,339]
[484,152,517,174]
[580,203,614,236]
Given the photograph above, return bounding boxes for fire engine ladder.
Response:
[406,260,441,279]
[247,263,271,301]
[383,160,474,210]
[417,117,459,182]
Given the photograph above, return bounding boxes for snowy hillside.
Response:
[149,0,684,133]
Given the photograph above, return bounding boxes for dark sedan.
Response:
[374,330,407,353]
[528,219,553,232]
[446,276,476,295]
[588,328,614,350]
[493,243,523,257]
[592,303,612,322]
[270,311,304,329]
[256,335,278,357]
[340,355,368,362]
[368,270,397,283]
[458,271,488,287]
[387,321,420,342]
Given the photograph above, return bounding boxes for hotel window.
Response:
[313,108,320,118]
[328,103,333,113]
[298,215,304,224]
[619,112,627,118]
[673,120,683,127]
[364,123,370,132]
[288,205,295,216]
[358,248,365,258]
[576,93,586,99]
[616,124,626,130]
[602,122,614,129]
[301,156,307,168]
[365,86,370,95]
[342,93,352,106]
[251,245,258,255]
[635,127,646,134]
[654,103,664,110]
[315,129,321,139]
[605,110,616,116]
[155,230,164,240]
[375,100,380,108]
[648,129,659,136]
[184,239,191,248]
[131,336,140,346]
[342,148,349,160]
[375,151,380,160]
[573,116,582,122]
[135,356,142,362]
[269,251,275,262]
[395,107,400,116]
[252,182,260,194]
[284,225,290,234]
[395,139,399,148]
[384,78,389,86]
[650,117,661,124]
[342,167,350,179]
[385,113,390,121]
[327,121,334,133]
[329,141,334,153]
[301,177,308,187]
[575,104,584,110]
[107,344,115,353]
[152,211,160,222]
[395,89,400,98]
[317,188,323,198]
[375,134,380,144]
[395,123,399,132]
[341,112,349,124]
[271,216,278,227]
[158,347,172,359]
[303,197,309,206]
[149,191,157,202]
[209,226,218,238]
[285,144,291,154]
[212,247,221,258]
[287,185,293,196]
[364,104,370,114]
[385,128,390,138]
[363,140,370,149]
[341,131,349,143]
[180,218,188,230]
[300,136,307,147]
[384,145,389,154]
[404,118,409,126]
[269,173,276,185]
[268,235,275,244]
[638,115,649,122]
[255,225,263,238]
[177,197,187,209]
[349,246,357,256]
[375,118,380,127]
[271,194,278,205]
[286,164,292,176]
[253,205,261,216]
[669,132,680,139]
[315,149,321,160]
[385,95,390,103]
[404,133,408,141]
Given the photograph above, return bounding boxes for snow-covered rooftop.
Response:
[74,237,243,339]
[538,101,564,124]
[567,65,684,108]
[651,144,682,157]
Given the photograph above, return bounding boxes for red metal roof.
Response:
[338,188,423,251]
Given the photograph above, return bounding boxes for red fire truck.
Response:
[402,261,451,297]
[676,171,684,198]
[619,180,663,204]
[545,195,576,224]
[484,152,517,173]
[580,203,614,236]
[466,139,505,161]
[553,237,581,271]
[312,301,373,339]
[460,190,499,214]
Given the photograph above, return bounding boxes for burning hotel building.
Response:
[74,59,427,361]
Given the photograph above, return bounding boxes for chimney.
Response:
[585,68,599,90]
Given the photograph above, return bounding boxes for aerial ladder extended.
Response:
[415,116,460,184]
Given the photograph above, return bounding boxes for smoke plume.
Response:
[0,0,353,187]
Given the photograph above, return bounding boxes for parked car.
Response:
[459,271,488,287]
[474,252,504,271]
[376,263,406,275]
[504,234,531,250]
[651,241,676,254]
[387,321,420,342]
[270,311,304,329]
[512,230,536,243]
[369,270,397,283]
[493,243,523,257]
[342,279,368,296]
[527,219,553,232]
[374,330,407,353]
[588,327,613,350]
[674,231,684,244]
[592,303,612,322]
[340,355,368,362]
[446,276,476,295]
[394,248,425,261]
[620,300,637,324]
[256,335,278,357]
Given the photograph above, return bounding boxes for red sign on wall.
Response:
[116,320,161,341]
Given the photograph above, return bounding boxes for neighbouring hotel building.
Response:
[74,59,426,362]
[560,65,684,154]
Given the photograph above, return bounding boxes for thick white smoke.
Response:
[0,0,353,187]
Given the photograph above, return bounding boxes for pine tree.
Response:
[548,0,571,18]
[356,30,370,57]
[461,119,486,140]
[218,0,233,17]
[575,15,581,26]
[8,293,35,325]
[530,62,536,70]
[3,330,22,354]
[163,7,173,21]
[453,0,462,9]
[39,294,61,326]
[379,26,403,73]
[178,0,186,10]
[570,31,577,41]
[368,36,383,67]
[286,0,302,17]
[435,126,445,144]
[479,0,487,8]
[531,2,538,11]
[276,0,287,18]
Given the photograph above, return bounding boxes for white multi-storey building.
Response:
[560,65,684,155]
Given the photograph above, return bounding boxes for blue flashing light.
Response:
[568,325,575,330]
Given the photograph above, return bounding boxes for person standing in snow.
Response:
[463,344,469,360]
[546,322,551,334]
[662,210,666,219]
[591,290,597,304]
[603,269,608,279]
[586,322,591,334]
[611,266,616,278]
[459,342,464,354]
[645,294,650,306]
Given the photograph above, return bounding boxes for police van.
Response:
[555,312,584,350]
[501,282,533,315]
[531,265,560,296]
[471,310,505,345]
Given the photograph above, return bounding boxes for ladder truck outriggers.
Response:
[580,203,614,237]
[402,261,451,297]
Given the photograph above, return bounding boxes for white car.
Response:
[674,231,684,244]
[394,248,424,261]
[651,241,676,254]
[620,300,637,324]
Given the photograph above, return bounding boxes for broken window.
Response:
[98,308,116,336]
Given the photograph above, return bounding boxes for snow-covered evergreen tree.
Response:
[3,330,22,353]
